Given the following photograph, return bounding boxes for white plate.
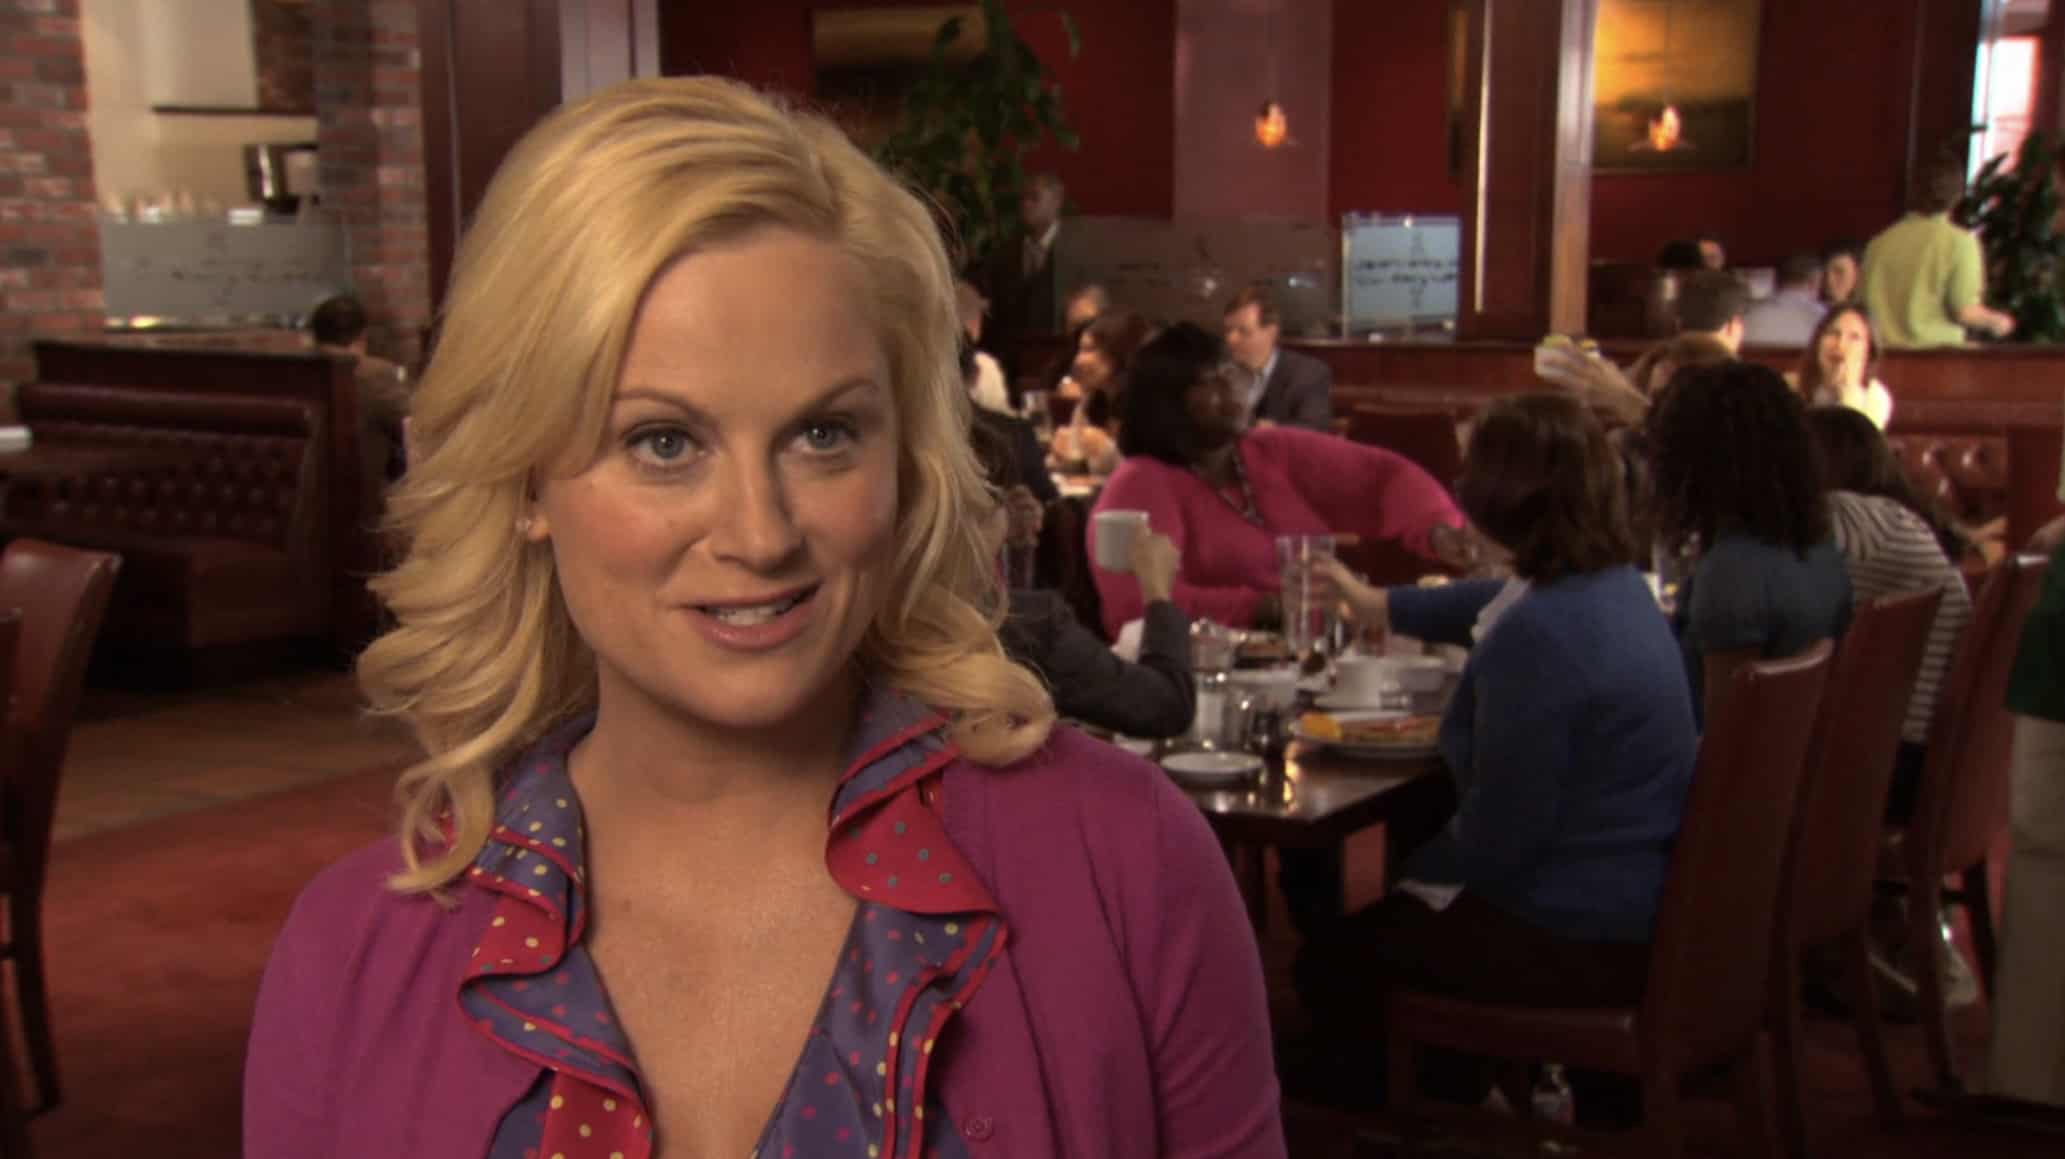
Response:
[1292,710,1442,760]
[1159,749,1265,782]
[1315,691,1399,712]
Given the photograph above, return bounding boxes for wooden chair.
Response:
[1385,641,1836,1158]
[1773,589,1944,1157]
[1878,554,2050,1092]
[0,611,31,1155]
[0,539,121,1114]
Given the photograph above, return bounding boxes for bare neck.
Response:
[568,667,861,840]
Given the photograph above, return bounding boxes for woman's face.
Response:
[1184,362,1247,457]
[1823,253,1859,302]
[1072,331,1115,392]
[527,227,902,735]
[1817,310,1872,380]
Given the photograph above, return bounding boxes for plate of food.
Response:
[1292,710,1442,759]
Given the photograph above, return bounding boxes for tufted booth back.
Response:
[1884,432,2008,529]
[9,384,325,563]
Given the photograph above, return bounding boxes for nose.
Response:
[706,454,805,572]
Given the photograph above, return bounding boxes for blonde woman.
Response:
[245,78,1282,1159]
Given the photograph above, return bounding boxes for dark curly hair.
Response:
[1117,321,1226,467]
[1457,394,1639,584]
[1805,405,1968,561]
[1646,361,1830,555]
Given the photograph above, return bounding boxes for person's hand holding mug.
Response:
[1129,531,1180,603]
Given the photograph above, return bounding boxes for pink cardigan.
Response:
[244,728,1286,1158]
[1090,426,1464,636]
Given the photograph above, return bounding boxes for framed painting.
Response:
[1593,0,1761,172]
[811,5,984,151]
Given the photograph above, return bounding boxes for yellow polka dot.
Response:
[603,1098,616,1111]
[633,1115,643,1127]
[869,1147,880,1157]
[528,888,542,897]
[525,937,539,949]
[579,1124,592,1138]
[553,837,567,847]
[533,864,549,876]
[922,1039,934,1054]
[873,1102,883,1118]
[889,1033,900,1048]
[556,797,568,808]
[945,922,960,935]
[875,1062,886,1076]
[550,1095,565,1110]
[515,851,528,861]
[914,1105,925,1120]
[529,821,543,832]
[612,1154,624,1159]
[914,932,926,945]
[492,916,506,927]
[886,1097,896,1112]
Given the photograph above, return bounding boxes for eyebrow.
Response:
[612,375,884,421]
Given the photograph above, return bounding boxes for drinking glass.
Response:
[1275,534,1338,662]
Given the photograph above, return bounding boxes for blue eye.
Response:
[627,426,698,467]
[798,420,857,454]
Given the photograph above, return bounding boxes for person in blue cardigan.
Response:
[1289,393,1698,1113]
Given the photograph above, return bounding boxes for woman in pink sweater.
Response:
[1090,323,1468,637]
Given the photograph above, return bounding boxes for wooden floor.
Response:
[55,669,419,842]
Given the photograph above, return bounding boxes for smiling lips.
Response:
[688,583,822,651]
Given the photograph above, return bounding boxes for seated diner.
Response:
[1295,394,1699,1110]
[1088,322,1469,638]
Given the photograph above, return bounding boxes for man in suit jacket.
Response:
[980,173,1067,373]
[1223,285,1333,431]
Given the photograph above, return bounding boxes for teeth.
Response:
[705,591,808,626]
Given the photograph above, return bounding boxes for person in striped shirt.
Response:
[1807,405,1974,818]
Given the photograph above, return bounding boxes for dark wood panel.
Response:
[418,0,657,312]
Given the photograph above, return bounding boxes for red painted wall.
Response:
[1326,0,1935,266]
[1174,0,1333,219]
[661,1,1176,218]
[1590,0,1922,265]
[1329,0,1464,219]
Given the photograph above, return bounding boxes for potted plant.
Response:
[1963,132,2065,342]
[874,0,1080,272]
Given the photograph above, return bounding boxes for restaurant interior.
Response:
[5,0,2065,1155]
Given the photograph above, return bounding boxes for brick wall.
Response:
[0,0,101,395]
[313,0,426,365]
[253,0,316,113]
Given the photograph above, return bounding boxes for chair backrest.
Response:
[0,539,121,891]
[1336,405,1468,586]
[1343,404,1466,485]
[1644,641,1834,1069]
[1906,554,2050,878]
[1785,589,1943,947]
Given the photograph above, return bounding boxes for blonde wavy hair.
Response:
[361,77,1056,894]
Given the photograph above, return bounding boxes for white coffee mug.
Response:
[1091,509,1150,572]
[1332,654,1390,704]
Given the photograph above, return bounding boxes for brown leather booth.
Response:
[14,341,383,662]
[4,385,329,652]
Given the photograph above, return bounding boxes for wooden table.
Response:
[1181,743,1453,931]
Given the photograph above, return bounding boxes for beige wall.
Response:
[81,0,318,212]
